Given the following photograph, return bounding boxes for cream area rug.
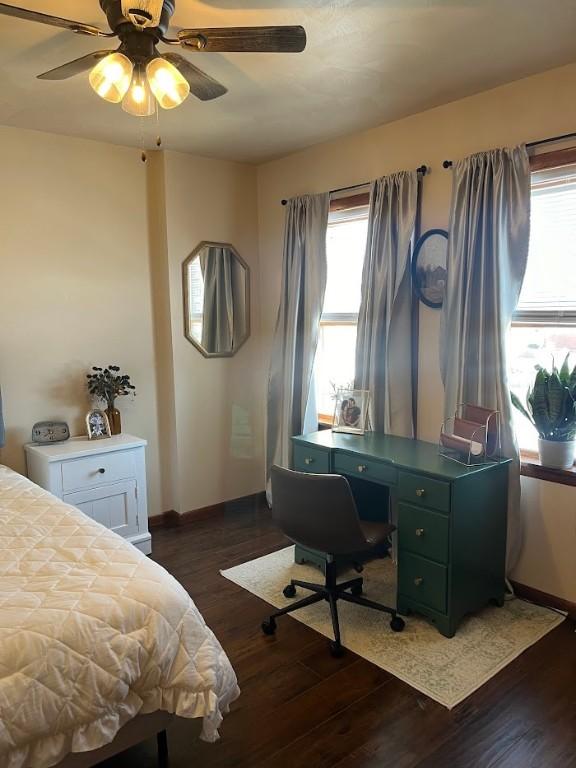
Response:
[221,546,565,709]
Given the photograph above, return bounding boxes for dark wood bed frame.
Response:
[53,711,173,768]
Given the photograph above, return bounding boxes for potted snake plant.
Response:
[511,355,576,469]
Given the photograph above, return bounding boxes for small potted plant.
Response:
[86,365,136,436]
[511,355,576,469]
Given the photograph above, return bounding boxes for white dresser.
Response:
[25,434,151,555]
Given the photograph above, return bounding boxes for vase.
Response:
[106,406,122,436]
[537,438,575,470]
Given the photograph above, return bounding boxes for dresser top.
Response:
[293,430,510,480]
[25,434,147,462]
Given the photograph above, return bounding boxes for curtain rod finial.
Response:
[417,165,428,176]
[281,199,288,206]
[443,160,453,169]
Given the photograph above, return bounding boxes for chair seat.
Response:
[359,521,395,548]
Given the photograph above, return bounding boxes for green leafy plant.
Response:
[86,365,136,410]
[511,355,576,442]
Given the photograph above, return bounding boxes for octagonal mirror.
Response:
[183,241,250,357]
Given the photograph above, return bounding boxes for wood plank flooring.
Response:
[99,503,576,768]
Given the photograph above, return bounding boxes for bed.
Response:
[0,464,239,768]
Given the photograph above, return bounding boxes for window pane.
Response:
[315,324,358,417]
[517,163,576,314]
[508,325,576,452]
[322,216,368,315]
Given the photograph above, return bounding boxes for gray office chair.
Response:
[262,465,405,656]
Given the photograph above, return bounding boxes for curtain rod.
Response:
[442,131,576,169]
[280,165,428,205]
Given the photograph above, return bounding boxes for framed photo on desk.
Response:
[332,389,370,434]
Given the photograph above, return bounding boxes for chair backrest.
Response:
[270,465,370,556]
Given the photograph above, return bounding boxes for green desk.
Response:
[291,430,510,638]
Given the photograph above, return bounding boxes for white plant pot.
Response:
[537,438,576,470]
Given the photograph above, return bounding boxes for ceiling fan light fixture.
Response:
[89,52,133,103]
[122,65,155,116]
[146,57,190,109]
[121,0,164,29]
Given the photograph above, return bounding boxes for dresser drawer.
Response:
[398,472,450,513]
[398,552,448,614]
[61,451,136,493]
[332,451,397,485]
[293,444,330,473]
[398,503,449,563]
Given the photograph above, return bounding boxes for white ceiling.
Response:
[0,0,575,163]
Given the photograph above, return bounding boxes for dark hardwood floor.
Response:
[100,503,576,768]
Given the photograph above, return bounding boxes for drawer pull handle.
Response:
[415,528,425,537]
[97,468,106,474]
[415,488,426,497]
[304,457,315,465]
[414,577,424,587]
[357,464,367,473]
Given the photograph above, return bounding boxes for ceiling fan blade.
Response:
[161,53,227,101]
[37,51,115,80]
[0,3,111,36]
[176,26,306,54]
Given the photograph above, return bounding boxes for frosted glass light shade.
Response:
[89,52,133,103]
[122,66,155,117]
[146,58,190,109]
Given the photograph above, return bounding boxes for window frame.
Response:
[512,147,576,480]
[317,197,370,424]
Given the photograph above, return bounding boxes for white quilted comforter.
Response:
[0,465,239,768]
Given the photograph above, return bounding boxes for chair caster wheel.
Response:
[390,616,405,633]
[329,641,345,658]
[283,584,297,598]
[261,617,277,636]
[351,584,363,596]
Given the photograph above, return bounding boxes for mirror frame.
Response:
[411,228,448,309]
[182,240,251,358]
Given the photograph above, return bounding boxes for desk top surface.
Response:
[293,431,510,481]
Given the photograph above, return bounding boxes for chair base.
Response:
[261,561,405,655]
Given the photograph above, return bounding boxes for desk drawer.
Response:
[398,552,447,614]
[293,444,330,473]
[398,503,449,563]
[61,451,136,493]
[398,472,450,513]
[333,451,397,485]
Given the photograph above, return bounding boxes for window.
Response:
[509,152,576,454]
[187,256,205,341]
[315,200,369,422]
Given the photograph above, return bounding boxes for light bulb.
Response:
[122,65,155,117]
[89,52,133,103]
[146,58,190,110]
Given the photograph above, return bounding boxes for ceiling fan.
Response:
[0,1,307,115]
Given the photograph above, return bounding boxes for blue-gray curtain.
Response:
[354,170,418,436]
[266,194,330,496]
[201,246,235,354]
[440,146,531,571]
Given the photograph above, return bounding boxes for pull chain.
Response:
[140,113,147,163]
[156,101,162,149]
[139,103,162,163]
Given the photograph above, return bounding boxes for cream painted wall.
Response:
[257,63,576,602]
[0,126,162,516]
[147,150,263,514]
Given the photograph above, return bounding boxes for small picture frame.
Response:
[86,409,111,440]
[332,389,370,435]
